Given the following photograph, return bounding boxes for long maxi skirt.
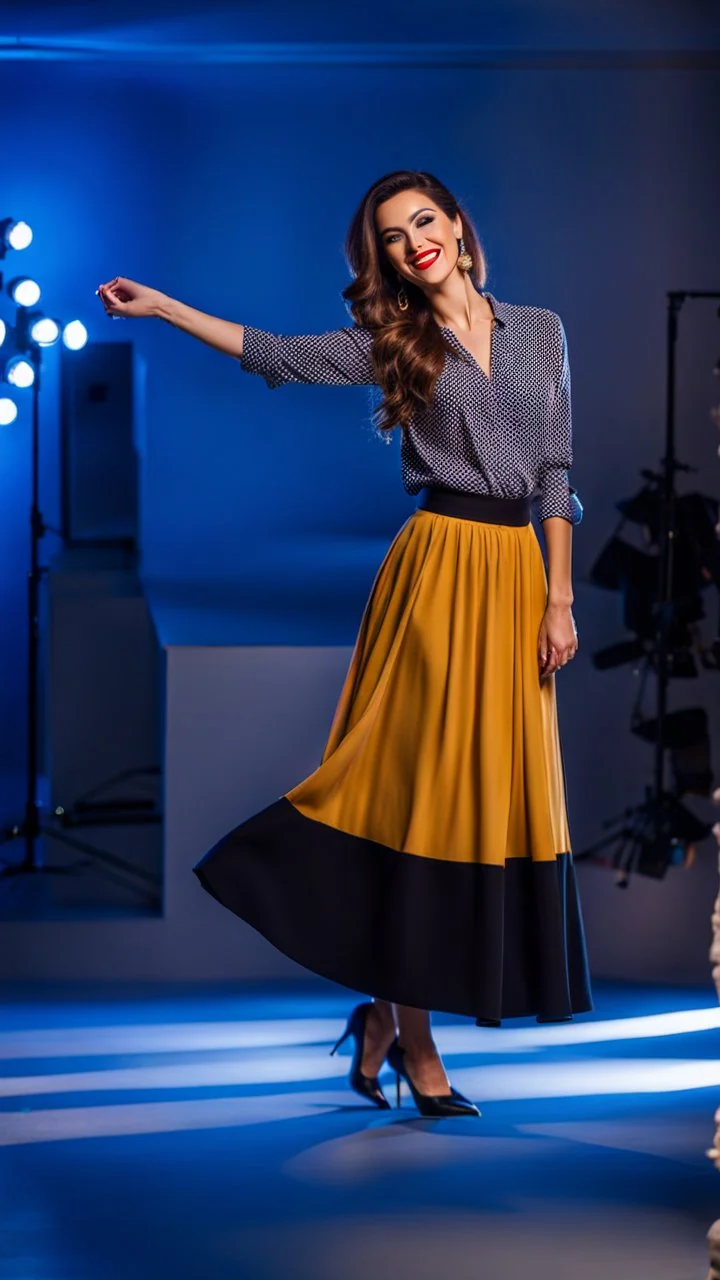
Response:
[194,487,592,1027]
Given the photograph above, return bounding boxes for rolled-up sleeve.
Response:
[537,316,583,525]
[239,325,376,389]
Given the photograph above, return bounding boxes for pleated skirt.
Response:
[194,489,592,1026]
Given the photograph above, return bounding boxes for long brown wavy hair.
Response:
[342,170,487,434]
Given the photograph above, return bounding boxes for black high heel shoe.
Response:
[387,1038,481,1118]
[329,1001,392,1109]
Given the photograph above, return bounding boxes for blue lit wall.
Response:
[0,53,719,772]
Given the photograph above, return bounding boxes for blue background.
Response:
[0,2,719,779]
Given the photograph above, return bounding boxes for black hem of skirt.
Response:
[193,797,593,1027]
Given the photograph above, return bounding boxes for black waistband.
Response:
[416,487,531,527]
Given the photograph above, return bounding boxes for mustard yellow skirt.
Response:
[195,491,592,1026]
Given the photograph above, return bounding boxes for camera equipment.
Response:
[577,290,720,883]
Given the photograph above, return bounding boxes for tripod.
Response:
[577,289,720,876]
[0,355,160,905]
[653,292,720,837]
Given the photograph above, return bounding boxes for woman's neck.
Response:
[428,275,492,333]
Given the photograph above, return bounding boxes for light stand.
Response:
[0,357,72,882]
[577,289,720,880]
[0,317,159,905]
[653,291,720,846]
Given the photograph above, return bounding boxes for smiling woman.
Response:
[343,176,490,432]
[97,167,590,1120]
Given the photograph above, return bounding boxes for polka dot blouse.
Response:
[239,291,582,525]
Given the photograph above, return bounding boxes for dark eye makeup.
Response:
[383,214,435,244]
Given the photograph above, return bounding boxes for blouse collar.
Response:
[480,291,509,328]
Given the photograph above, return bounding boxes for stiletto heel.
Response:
[329,1002,392,1110]
[396,1071,402,1109]
[387,1038,481,1118]
[329,1029,351,1056]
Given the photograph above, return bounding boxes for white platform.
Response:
[1,576,718,987]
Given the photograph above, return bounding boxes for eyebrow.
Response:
[379,207,435,235]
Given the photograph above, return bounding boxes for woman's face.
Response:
[375,190,462,290]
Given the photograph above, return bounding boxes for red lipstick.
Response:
[411,249,441,270]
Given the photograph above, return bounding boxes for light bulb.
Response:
[29,316,60,347]
[9,277,41,308]
[62,320,88,351]
[5,221,33,251]
[5,356,35,388]
[0,397,18,425]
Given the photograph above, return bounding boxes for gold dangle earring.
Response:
[396,275,409,312]
[457,236,473,272]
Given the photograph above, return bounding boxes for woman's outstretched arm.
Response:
[96,277,376,386]
[97,278,246,357]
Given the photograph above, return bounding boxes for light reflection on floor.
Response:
[2,1055,720,1115]
[1,1003,718,1061]
[0,981,718,1279]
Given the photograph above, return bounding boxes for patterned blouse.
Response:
[238,290,582,525]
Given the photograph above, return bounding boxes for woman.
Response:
[97,169,592,1119]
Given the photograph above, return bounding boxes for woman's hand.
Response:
[538,602,578,681]
[96,277,167,319]
[95,282,246,358]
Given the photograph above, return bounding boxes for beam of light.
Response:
[448,1057,720,1100]
[5,220,32,251]
[438,1006,720,1051]
[0,1093,329,1148]
[1,1056,719,1149]
[1,1006,718,1062]
[29,316,59,347]
[4,356,35,388]
[0,397,18,425]
[8,277,41,307]
[0,318,6,347]
[62,320,87,350]
[0,1019,343,1059]
[2,1054,720,1103]
[0,1049,352,1097]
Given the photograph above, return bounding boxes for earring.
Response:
[457,237,473,272]
[397,283,409,311]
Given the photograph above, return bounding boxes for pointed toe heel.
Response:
[330,1002,392,1110]
[387,1039,481,1118]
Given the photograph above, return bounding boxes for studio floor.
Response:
[1,980,719,1280]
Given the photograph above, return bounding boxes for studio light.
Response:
[633,707,713,797]
[0,397,18,426]
[8,277,41,308]
[578,290,720,890]
[3,356,36,389]
[28,316,60,348]
[588,479,720,673]
[62,320,88,351]
[0,212,104,897]
[4,220,33,252]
